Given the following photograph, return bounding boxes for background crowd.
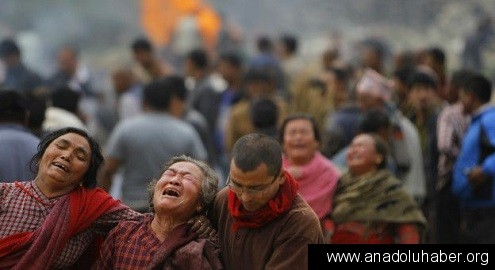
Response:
[1,1,495,267]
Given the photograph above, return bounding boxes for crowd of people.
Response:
[1,14,495,268]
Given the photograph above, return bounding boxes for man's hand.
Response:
[187,215,217,238]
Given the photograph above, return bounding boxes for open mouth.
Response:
[53,162,69,172]
[162,188,180,197]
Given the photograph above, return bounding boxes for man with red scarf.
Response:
[210,133,324,270]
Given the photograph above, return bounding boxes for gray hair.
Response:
[148,155,218,212]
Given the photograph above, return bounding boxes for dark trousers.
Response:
[461,207,495,244]
[435,187,461,244]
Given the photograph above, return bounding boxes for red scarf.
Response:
[0,185,125,269]
[228,171,299,231]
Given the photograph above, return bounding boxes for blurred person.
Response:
[210,133,324,270]
[248,35,286,100]
[131,37,174,83]
[47,45,98,125]
[419,47,448,101]
[435,69,474,244]
[276,34,303,94]
[0,127,141,269]
[321,67,361,159]
[462,11,494,72]
[97,77,207,213]
[42,86,87,134]
[453,72,495,244]
[225,69,288,152]
[280,114,341,240]
[214,51,246,178]
[48,45,94,98]
[391,66,415,115]
[93,155,222,270]
[330,133,426,244]
[167,75,217,170]
[0,90,39,182]
[358,37,389,75]
[355,68,426,205]
[25,93,47,138]
[111,67,143,120]
[403,70,444,243]
[184,48,224,141]
[0,38,43,95]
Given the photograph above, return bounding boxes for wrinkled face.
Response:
[283,119,319,165]
[38,133,91,193]
[229,161,283,212]
[153,161,203,220]
[346,134,382,176]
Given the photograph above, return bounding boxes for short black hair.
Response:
[257,35,273,52]
[143,78,174,110]
[0,38,21,57]
[131,37,153,52]
[167,75,189,101]
[187,49,209,69]
[0,90,28,123]
[408,70,438,90]
[450,69,475,91]
[231,133,282,176]
[51,87,81,114]
[358,109,390,133]
[251,98,278,129]
[219,51,243,68]
[426,47,446,65]
[462,72,492,103]
[280,34,298,54]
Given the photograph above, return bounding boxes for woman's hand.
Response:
[187,215,217,238]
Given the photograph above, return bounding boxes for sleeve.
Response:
[91,207,141,235]
[92,227,117,270]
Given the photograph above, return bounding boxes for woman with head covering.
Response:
[280,114,341,239]
[330,133,426,244]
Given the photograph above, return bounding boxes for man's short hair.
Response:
[231,133,282,176]
[462,72,492,103]
[187,49,209,69]
[131,37,153,52]
[0,90,28,122]
[280,34,298,54]
[143,78,174,110]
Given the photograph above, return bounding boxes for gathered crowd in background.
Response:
[1,1,495,268]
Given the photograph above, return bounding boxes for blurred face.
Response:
[409,85,435,110]
[133,49,152,67]
[459,89,475,115]
[283,119,319,165]
[218,61,235,83]
[228,161,283,212]
[58,48,77,75]
[346,134,383,177]
[36,133,91,194]
[153,161,203,220]
[246,81,271,98]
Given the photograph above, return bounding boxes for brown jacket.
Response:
[211,187,324,270]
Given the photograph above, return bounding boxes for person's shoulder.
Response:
[286,195,322,225]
